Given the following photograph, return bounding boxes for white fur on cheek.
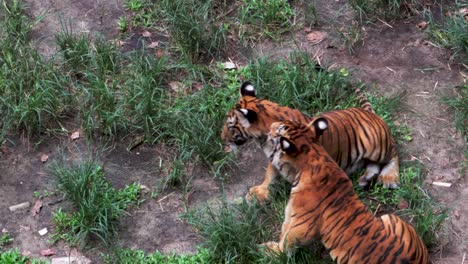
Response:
[239,109,248,116]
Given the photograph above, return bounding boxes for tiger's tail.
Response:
[356,88,374,113]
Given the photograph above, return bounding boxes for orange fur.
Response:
[262,120,430,264]
[221,82,399,203]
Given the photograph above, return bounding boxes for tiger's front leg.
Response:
[246,162,280,204]
[262,194,311,254]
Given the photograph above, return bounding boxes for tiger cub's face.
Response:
[265,119,328,179]
[221,82,259,152]
[263,122,299,178]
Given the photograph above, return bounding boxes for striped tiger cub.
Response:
[262,120,430,264]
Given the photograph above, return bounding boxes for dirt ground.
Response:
[0,0,466,263]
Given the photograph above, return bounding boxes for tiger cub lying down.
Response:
[261,120,430,264]
[221,82,399,203]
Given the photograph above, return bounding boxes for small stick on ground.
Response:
[377,18,393,28]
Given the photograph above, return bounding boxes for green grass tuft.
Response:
[0,0,71,140]
[51,159,141,248]
[349,0,420,21]
[239,0,295,40]
[104,247,211,264]
[425,4,468,61]
[0,249,46,264]
[442,85,467,140]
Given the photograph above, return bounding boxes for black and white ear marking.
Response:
[240,81,256,97]
[237,108,257,127]
[311,117,328,138]
[280,137,298,156]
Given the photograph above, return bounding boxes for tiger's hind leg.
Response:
[377,155,400,189]
[358,155,400,189]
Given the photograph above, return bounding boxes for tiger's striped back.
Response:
[263,120,430,264]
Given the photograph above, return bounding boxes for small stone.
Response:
[223,61,236,70]
[51,256,91,264]
[9,202,31,212]
[38,227,48,236]
[140,185,150,194]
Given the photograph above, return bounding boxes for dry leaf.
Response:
[192,82,203,92]
[40,154,49,163]
[147,41,159,48]
[307,31,327,44]
[1,146,9,154]
[40,249,56,256]
[417,21,428,30]
[31,200,43,216]
[142,31,152,38]
[168,81,184,92]
[155,50,164,57]
[398,199,409,210]
[453,209,461,220]
[140,185,151,194]
[70,131,80,140]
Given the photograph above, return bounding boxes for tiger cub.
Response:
[262,120,430,264]
[221,81,399,203]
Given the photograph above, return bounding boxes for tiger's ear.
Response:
[237,108,257,127]
[310,117,328,138]
[280,137,299,156]
[240,81,256,97]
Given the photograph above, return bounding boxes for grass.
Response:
[244,52,360,114]
[1,0,448,260]
[51,159,141,248]
[442,85,467,141]
[104,247,211,264]
[239,0,295,40]
[159,0,228,62]
[0,0,71,141]
[425,2,468,62]
[335,21,363,54]
[0,249,46,264]
[356,164,448,247]
[0,234,13,249]
[349,0,420,22]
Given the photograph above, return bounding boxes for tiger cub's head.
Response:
[221,81,262,152]
[265,118,328,178]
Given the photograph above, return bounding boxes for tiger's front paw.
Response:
[260,241,281,254]
[245,185,270,204]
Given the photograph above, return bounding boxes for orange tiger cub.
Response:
[262,120,430,264]
[221,81,399,203]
